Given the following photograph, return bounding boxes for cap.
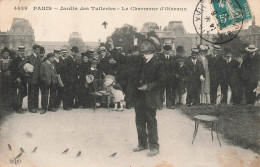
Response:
[47,53,55,59]
[18,46,26,51]
[145,36,161,52]
[61,49,67,53]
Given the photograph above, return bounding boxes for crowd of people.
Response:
[0,37,259,114]
[0,35,259,157]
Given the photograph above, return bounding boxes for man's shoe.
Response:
[48,108,57,112]
[29,109,37,113]
[147,149,159,157]
[40,110,47,114]
[16,109,24,114]
[133,146,148,152]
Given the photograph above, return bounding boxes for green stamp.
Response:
[211,0,252,29]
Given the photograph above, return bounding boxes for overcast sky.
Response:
[0,0,259,42]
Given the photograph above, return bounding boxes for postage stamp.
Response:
[193,0,253,44]
[210,0,252,30]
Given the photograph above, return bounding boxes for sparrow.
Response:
[32,147,38,153]
[15,152,23,159]
[61,148,69,154]
[20,147,25,153]
[109,152,117,158]
[76,151,81,157]
[8,144,12,151]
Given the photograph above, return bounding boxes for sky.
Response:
[0,0,259,42]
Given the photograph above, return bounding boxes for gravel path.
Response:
[0,108,258,167]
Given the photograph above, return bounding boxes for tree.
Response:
[111,24,138,52]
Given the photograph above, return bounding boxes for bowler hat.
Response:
[163,45,172,51]
[71,46,79,53]
[32,44,41,50]
[1,47,10,54]
[176,46,185,54]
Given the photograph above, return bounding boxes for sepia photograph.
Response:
[0,0,259,166]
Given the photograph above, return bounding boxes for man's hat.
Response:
[223,47,232,54]
[53,49,61,53]
[32,44,41,50]
[18,46,26,51]
[98,46,106,53]
[81,52,90,58]
[61,49,67,53]
[191,48,199,55]
[176,46,185,54]
[245,44,258,52]
[40,47,45,54]
[71,46,79,53]
[145,36,161,52]
[1,47,10,54]
[213,45,221,50]
[163,45,172,51]
[47,53,55,59]
[87,48,94,56]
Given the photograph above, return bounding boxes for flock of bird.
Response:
[8,143,117,160]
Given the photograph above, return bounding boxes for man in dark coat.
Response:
[39,53,58,114]
[186,48,205,106]
[158,45,176,109]
[63,46,79,110]
[55,49,67,109]
[10,46,27,113]
[222,47,242,104]
[19,44,42,113]
[240,45,260,105]
[206,45,226,104]
[132,36,164,157]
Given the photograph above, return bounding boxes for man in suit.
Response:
[40,53,58,114]
[158,45,176,109]
[10,46,27,113]
[19,44,42,113]
[63,46,79,110]
[206,45,226,104]
[222,47,242,104]
[241,45,260,105]
[186,48,205,106]
[132,36,164,157]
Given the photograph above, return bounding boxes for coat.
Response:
[197,56,210,94]
[10,55,23,86]
[185,57,205,80]
[40,60,58,85]
[132,54,165,109]
[63,56,78,85]
[175,64,191,94]
[222,58,240,84]
[18,53,41,84]
[157,53,176,85]
[206,53,225,81]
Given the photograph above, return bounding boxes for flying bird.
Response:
[32,147,38,153]
[61,148,69,154]
[109,152,117,158]
[20,147,25,153]
[8,144,12,151]
[102,21,108,29]
[76,151,81,158]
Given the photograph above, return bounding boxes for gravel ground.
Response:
[0,107,259,167]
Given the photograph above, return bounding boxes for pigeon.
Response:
[32,147,38,153]
[20,147,25,153]
[8,144,12,151]
[15,152,23,159]
[109,152,117,158]
[76,151,81,158]
[61,148,69,154]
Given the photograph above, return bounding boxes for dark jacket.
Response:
[133,54,165,109]
[222,58,240,83]
[63,56,78,85]
[18,53,41,84]
[158,53,176,84]
[175,64,191,93]
[10,56,23,85]
[40,60,58,85]
[186,57,205,79]
[206,53,225,80]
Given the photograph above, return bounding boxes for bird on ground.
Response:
[76,151,81,157]
[8,144,12,151]
[109,152,117,158]
[61,148,69,154]
[32,147,38,153]
[20,147,25,153]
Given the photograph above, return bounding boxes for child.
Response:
[104,76,124,111]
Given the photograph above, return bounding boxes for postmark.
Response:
[193,0,252,44]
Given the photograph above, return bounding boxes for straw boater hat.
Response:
[213,45,221,50]
[245,45,258,52]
